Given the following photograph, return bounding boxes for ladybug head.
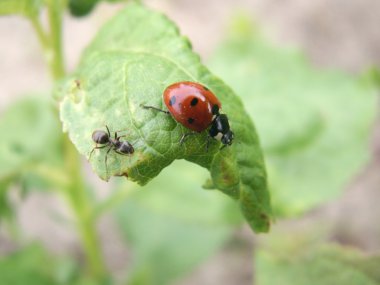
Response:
[221,130,234,146]
[210,114,234,147]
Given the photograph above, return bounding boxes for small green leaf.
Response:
[0,179,14,221]
[0,97,63,181]
[59,4,271,232]
[0,0,42,17]
[0,245,94,285]
[0,245,58,285]
[115,160,240,285]
[208,17,377,216]
[365,67,380,89]
[0,97,64,224]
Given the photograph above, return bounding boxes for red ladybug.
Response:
[142,81,234,147]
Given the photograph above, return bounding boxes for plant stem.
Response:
[46,0,65,79]
[30,1,107,280]
[63,135,106,279]
[93,186,136,219]
[30,17,49,50]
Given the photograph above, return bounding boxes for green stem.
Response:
[29,1,107,280]
[29,1,65,80]
[30,17,49,50]
[93,186,136,219]
[46,0,65,79]
[63,135,106,279]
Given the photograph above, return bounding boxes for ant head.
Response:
[92,130,109,144]
[118,141,134,154]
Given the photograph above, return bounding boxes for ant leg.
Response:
[89,144,98,159]
[105,125,129,138]
[104,146,113,177]
[180,132,197,145]
[140,104,170,115]
[115,151,132,168]
[89,144,108,160]
[113,128,129,134]
[105,125,111,137]
[114,131,127,140]
[114,132,128,140]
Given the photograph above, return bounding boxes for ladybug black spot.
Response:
[188,118,195,124]
[190,97,198,106]
[169,96,176,106]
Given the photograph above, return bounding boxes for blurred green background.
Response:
[1,0,380,284]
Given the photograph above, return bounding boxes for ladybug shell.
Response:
[163,81,221,132]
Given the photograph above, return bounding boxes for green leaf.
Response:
[208,17,377,216]
[0,179,14,221]
[0,97,64,222]
[0,0,42,17]
[0,97,63,181]
[0,245,58,285]
[59,4,271,232]
[114,160,241,285]
[257,243,380,285]
[0,245,95,285]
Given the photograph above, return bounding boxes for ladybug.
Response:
[142,81,234,148]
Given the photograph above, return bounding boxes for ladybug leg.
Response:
[205,136,218,152]
[179,132,197,145]
[205,136,212,152]
[220,141,236,150]
[141,104,170,115]
[220,144,228,151]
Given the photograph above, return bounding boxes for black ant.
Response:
[89,126,134,176]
